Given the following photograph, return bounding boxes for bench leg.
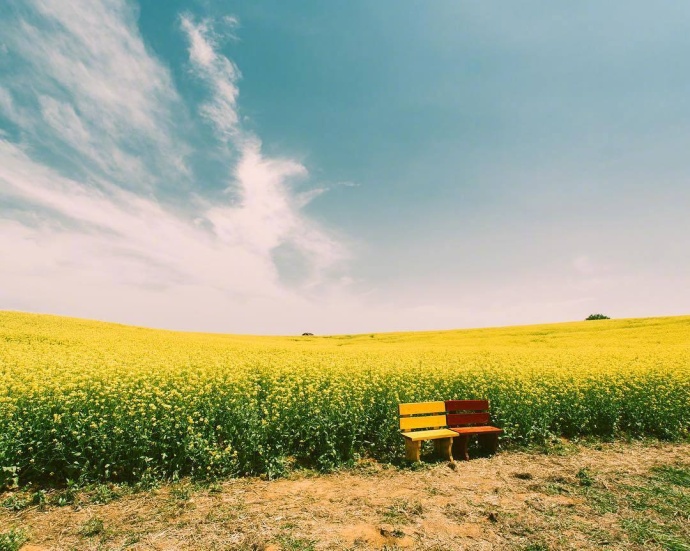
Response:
[404,439,421,462]
[435,437,454,462]
[453,435,470,461]
[480,433,499,455]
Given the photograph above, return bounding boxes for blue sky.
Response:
[1,0,689,334]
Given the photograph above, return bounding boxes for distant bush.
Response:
[586,314,610,320]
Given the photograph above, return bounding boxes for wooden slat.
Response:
[444,399,489,412]
[401,428,458,442]
[451,426,503,435]
[447,412,490,426]
[400,414,447,431]
[399,401,446,416]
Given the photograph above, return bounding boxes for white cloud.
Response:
[0,0,188,189]
[22,0,177,136]
[0,0,350,333]
[179,16,346,285]
[180,14,242,141]
[0,140,292,303]
[0,86,30,128]
[0,87,14,119]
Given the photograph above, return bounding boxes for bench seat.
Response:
[450,426,503,436]
[401,428,458,442]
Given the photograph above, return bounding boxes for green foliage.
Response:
[275,534,316,551]
[382,498,424,524]
[0,529,27,551]
[651,465,690,488]
[0,467,18,489]
[520,544,550,551]
[621,518,689,551]
[90,484,119,504]
[576,467,595,487]
[586,314,610,320]
[577,462,690,551]
[1,494,28,511]
[79,518,105,537]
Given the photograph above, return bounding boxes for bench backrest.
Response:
[398,401,448,432]
[445,399,491,427]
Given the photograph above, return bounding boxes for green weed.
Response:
[0,529,27,551]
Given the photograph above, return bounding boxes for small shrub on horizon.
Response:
[586,314,610,320]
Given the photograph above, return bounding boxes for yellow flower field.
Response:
[1,311,688,485]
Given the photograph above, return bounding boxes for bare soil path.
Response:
[3,441,689,550]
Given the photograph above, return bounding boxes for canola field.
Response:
[1,311,689,486]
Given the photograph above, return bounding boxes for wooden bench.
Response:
[398,400,502,462]
[445,399,503,461]
[398,401,458,462]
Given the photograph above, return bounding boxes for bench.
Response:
[445,399,503,461]
[398,401,458,462]
[398,399,502,462]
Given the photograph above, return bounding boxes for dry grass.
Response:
[2,441,689,550]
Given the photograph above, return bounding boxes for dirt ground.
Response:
[3,441,689,551]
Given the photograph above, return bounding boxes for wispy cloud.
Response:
[180,14,241,141]
[179,14,346,286]
[1,0,187,189]
[0,0,348,333]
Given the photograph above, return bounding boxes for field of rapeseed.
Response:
[1,312,689,486]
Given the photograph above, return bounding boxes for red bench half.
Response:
[445,400,503,461]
